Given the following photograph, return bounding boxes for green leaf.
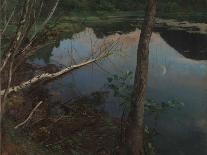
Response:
[107,77,113,83]
[113,74,118,80]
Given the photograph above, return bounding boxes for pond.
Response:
[30,21,207,155]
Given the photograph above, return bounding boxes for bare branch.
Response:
[41,0,60,29]
[1,8,15,35]
[30,0,60,40]
[0,0,60,72]
[0,0,6,11]
[14,101,43,129]
[1,54,14,112]
[1,52,109,95]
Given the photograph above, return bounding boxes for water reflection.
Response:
[158,29,207,60]
[31,28,207,155]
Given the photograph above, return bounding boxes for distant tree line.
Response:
[2,0,207,19]
[58,0,207,11]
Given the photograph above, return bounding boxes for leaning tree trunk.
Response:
[126,0,156,154]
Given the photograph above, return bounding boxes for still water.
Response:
[31,24,207,155]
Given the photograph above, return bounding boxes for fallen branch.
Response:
[1,57,101,95]
[14,101,43,129]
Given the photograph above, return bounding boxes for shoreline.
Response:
[155,18,207,34]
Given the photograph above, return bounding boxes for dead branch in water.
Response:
[14,101,43,129]
[1,51,109,96]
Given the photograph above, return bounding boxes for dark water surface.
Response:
[31,23,207,155]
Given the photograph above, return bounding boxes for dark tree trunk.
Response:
[125,0,156,154]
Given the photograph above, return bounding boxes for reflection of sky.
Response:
[50,29,207,85]
[148,33,207,89]
[33,28,207,155]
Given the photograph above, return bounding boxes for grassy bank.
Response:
[57,10,207,23]
[45,10,207,37]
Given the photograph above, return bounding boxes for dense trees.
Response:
[58,0,207,11]
[2,0,206,16]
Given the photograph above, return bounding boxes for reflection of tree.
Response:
[54,23,86,41]
[29,23,87,64]
[158,28,207,60]
[29,18,140,64]
[86,19,140,38]
[29,45,54,64]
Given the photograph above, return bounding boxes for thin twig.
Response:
[1,8,15,35]
[14,101,43,129]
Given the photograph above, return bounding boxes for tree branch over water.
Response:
[0,50,111,96]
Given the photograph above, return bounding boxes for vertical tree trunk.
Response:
[126,0,156,154]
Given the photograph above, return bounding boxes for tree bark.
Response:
[0,58,97,96]
[126,0,156,154]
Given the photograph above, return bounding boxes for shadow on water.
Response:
[87,20,139,38]
[30,21,207,155]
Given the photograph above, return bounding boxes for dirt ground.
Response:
[1,63,121,155]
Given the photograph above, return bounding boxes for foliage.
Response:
[3,1,207,23]
[60,0,207,12]
[144,98,184,114]
[107,71,184,155]
[107,71,184,113]
[144,126,156,155]
[107,70,133,111]
[59,0,117,11]
[58,0,207,12]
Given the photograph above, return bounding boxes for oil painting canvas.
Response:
[0,0,207,154]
